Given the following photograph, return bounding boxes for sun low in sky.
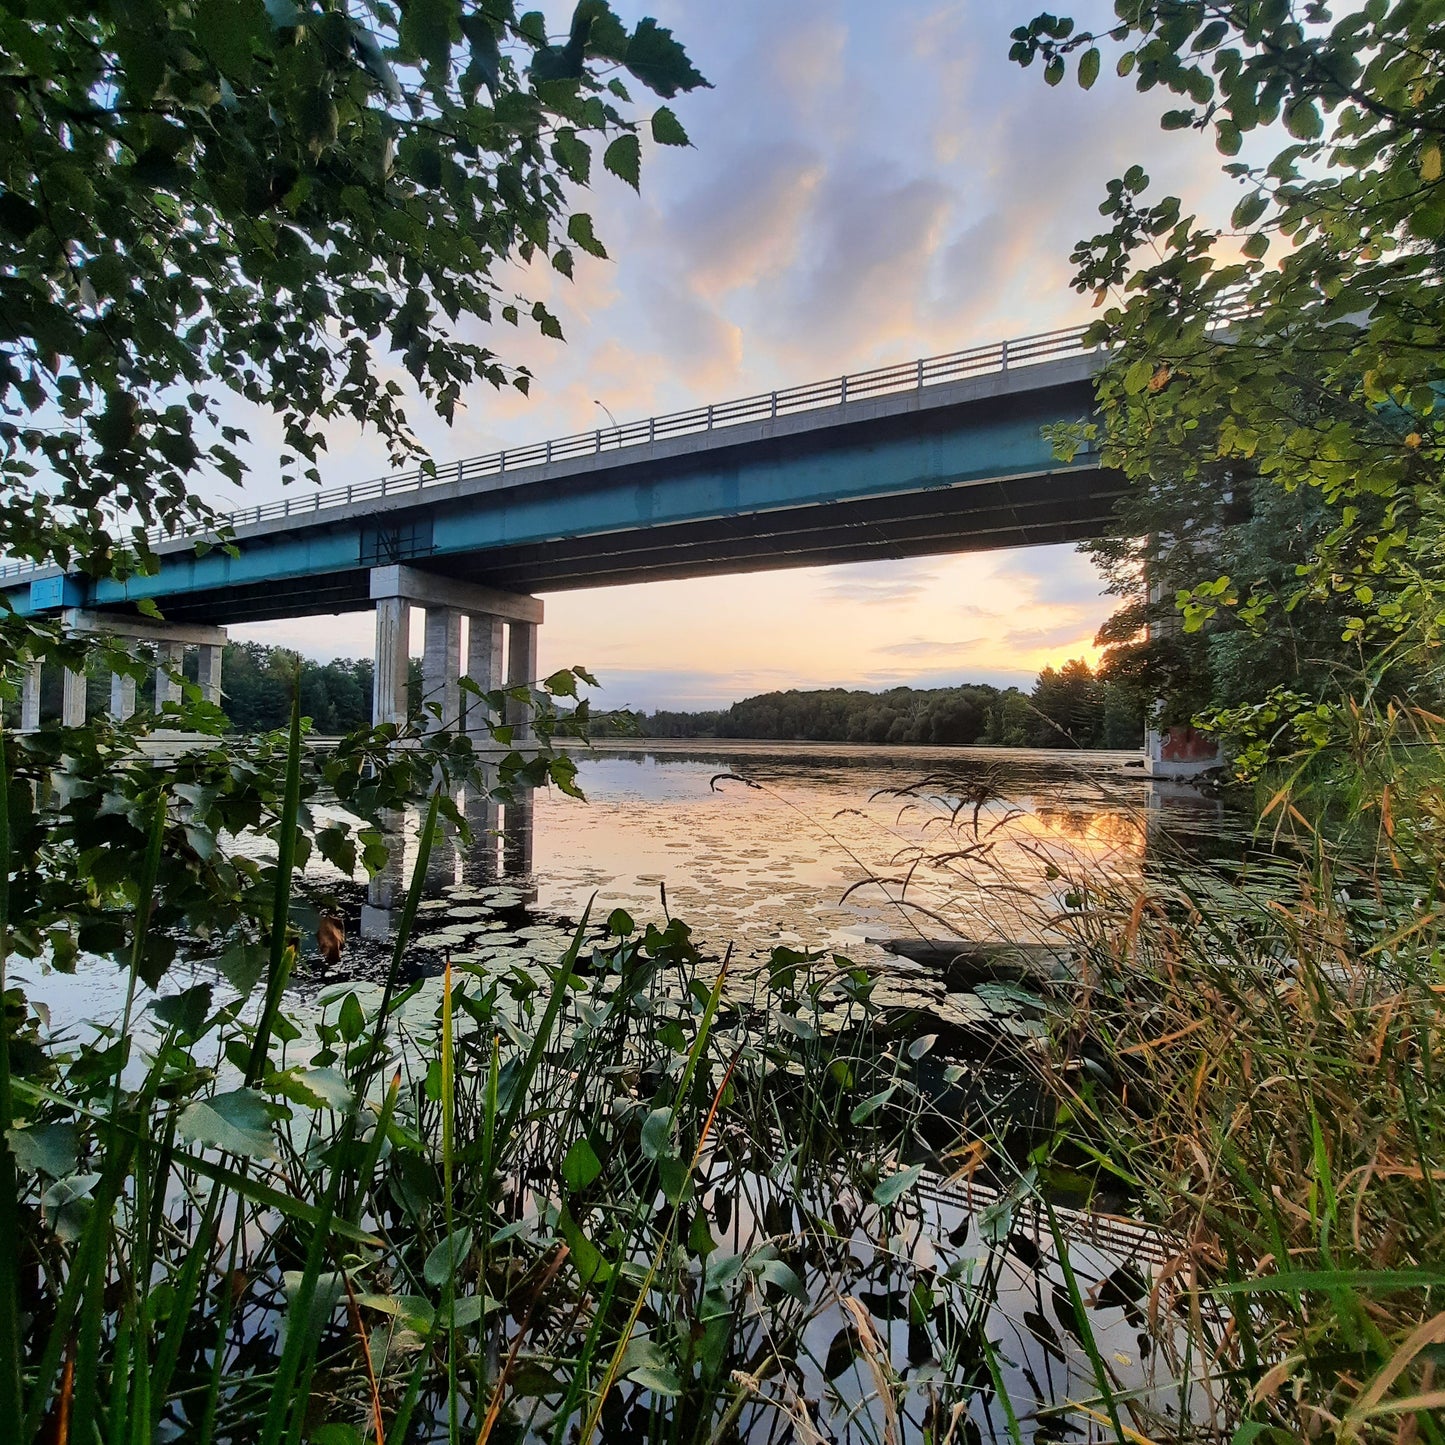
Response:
[228,0,1235,713]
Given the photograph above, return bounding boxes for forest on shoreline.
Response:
[32,641,1143,749]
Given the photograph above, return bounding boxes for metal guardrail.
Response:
[0,321,1099,582]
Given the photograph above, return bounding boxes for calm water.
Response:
[359,741,1224,1002]
[21,741,1225,1040]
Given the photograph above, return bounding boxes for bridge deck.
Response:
[5,335,1115,624]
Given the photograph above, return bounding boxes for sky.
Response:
[225,0,1240,712]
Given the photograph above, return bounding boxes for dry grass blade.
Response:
[838,1295,900,1445]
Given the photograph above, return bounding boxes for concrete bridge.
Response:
[3,324,1206,772]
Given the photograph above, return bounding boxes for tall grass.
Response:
[5,708,1152,1443]
[1026,705,1445,1442]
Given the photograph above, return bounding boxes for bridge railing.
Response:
[0,320,1098,580]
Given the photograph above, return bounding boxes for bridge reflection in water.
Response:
[360,784,535,937]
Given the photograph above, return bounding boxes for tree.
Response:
[1030,657,1106,747]
[1011,2,1445,760]
[0,0,706,586]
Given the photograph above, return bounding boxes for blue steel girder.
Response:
[4,365,1117,625]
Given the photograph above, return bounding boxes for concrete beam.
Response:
[369,565,542,625]
[62,608,227,647]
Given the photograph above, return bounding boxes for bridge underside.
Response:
[152,465,1122,626]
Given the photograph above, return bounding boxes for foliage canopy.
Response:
[1013,0,1445,762]
[0,0,706,580]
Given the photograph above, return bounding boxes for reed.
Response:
[1028,705,1445,1442]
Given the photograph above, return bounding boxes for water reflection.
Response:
[362,789,536,936]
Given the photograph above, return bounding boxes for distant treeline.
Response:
[590,659,1144,750]
[19,643,1143,748]
[221,642,388,734]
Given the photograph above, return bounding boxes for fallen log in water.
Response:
[867,936,1073,988]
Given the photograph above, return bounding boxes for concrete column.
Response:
[197,643,223,707]
[465,613,504,741]
[372,596,411,727]
[421,605,462,732]
[109,663,136,723]
[61,667,87,727]
[362,808,406,938]
[154,641,184,712]
[19,660,41,732]
[505,620,537,742]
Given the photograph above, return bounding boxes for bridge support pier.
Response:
[422,607,463,733]
[110,661,136,723]
[1144,724,1222,779]
[369,566,542,738]
[19,660,40,733]
[505,621,537,743]
[373,596,411,729]
[62,667,86,727]
[154,641,184,713]
[465,614,504,743]
[197,644,223,707]
[60,610,227,726]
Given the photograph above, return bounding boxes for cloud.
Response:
[988,549,1109,609]
[873,637,982,659]
[819,560,938,605]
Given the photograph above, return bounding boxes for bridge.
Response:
[6,323,1209,772]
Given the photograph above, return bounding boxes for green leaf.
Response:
[178,1088,276,1158]
[401,0,459,69]
[423,1226,474,1287]
[872,1163,923,1207]
[561,1137,603,1191]
[1077,47,1100,89]
[198,0,264,79]
[607,907,635,936]
[269,1066,353,1111]
[567,212,608,259]
[557,1205,610,1283]
[621,1338,682,1396]
[603,134,641,190]
[1232,192,1268,229]
[1284,98,1322,140]
[6,1122,77,1178]
[756,1258,807,1301]
[216,941,268,998]
[338,991,365,1043]
[849,1085,896,1124]
[650,106,690,146]
[641,1106,673,1160]
[151,983,213,1038]
[624,17,708,98]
